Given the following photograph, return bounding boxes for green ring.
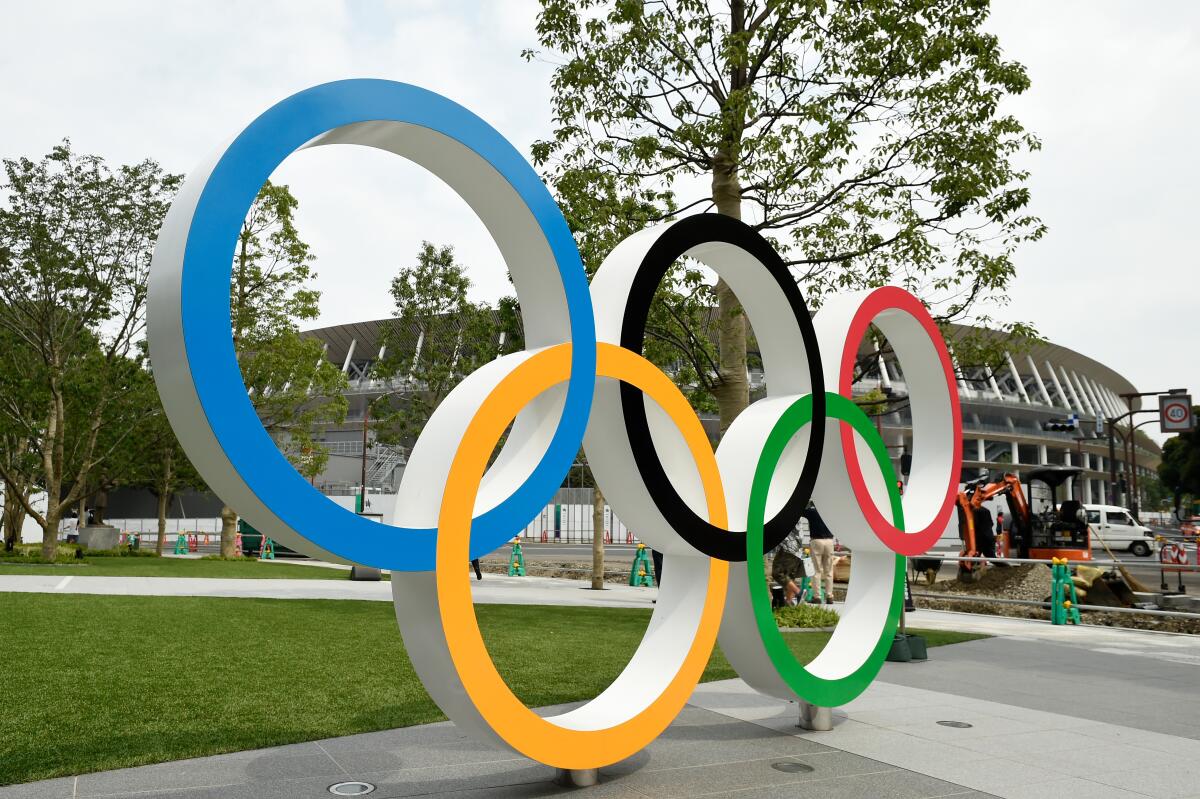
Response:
[747,392,905,707]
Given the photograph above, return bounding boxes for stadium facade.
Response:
[304,317,1162,527]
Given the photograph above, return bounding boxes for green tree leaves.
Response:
[527,0,1044,428]
[370,242,511,448]
[230,182,348,482]
[1159,418,1200,515]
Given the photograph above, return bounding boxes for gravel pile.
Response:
[925,563,1053,602]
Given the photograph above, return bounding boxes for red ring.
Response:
[838,287,962,556]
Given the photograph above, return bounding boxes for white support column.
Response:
[949,347,974,398]
[1011,441,1020,464]
[977,439,986,463]
[1107,387,1129,416]
[988,372,1005,401]
[1072,371,1100,418]
[341,338,358,374]
[877,356,893,391]
[1088,379,1116,417]
[1057,366,1084,414]
[1005,352,1031,404]
[1044,360,1073,411]
[1025,356,1052,406]
[407,330,425,381]
[1038,443,1048,465]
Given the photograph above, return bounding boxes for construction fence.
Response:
[64,489,640,547]
[514,488,639,544]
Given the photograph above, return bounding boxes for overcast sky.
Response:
[3,1,1196,440]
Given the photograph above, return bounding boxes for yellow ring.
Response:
[436,342,728,768]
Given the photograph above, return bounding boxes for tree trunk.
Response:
[156,491,170,556]
[42,507,61,560]
[2,482,26,551]
[711,148,748,435]
[220,505,238,558]
[591,487,606,590]
[41,393,62,561]
[156,447,174,556]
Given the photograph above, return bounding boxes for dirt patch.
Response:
[913,594,1200,634]
[924,563,1053,602]
[907,563,1200,633]
[478,556,632,584]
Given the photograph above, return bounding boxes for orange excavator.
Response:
[957,466,1091,580]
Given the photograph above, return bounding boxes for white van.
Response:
[1084,505,1159,557]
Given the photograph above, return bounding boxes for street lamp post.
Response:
[1125,417,1162,520]
[1111,390,1187,521]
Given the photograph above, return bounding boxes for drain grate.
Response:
[329,781,376,796]
[771,761,815,774]
[936,720,973,728]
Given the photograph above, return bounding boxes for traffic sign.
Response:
[1160,394,1195,432]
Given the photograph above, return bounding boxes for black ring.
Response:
[619,214,826,562]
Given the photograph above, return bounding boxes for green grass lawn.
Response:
[0,555,351,579]
[0,593,985,785]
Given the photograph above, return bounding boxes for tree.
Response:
[0,314,44,550]
[526,0,1043,434]
[132,402,206,555]
[370,242,514,448]
[0,142,179,559]
[1159,417,1200,516]
[220,181,348,556]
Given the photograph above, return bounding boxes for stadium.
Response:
[281,316,1163,545]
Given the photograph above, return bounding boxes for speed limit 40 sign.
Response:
[1160,394,1195,432]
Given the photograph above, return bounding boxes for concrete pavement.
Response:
[3,571,1199,797]
[0,572,661,608]
[7,661,1198,798]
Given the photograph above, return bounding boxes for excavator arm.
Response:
[957,474,1031,573]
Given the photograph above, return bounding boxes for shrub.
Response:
[773,603,841,629]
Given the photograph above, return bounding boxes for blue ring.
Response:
[180,80,596,570]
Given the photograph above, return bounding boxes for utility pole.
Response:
[1110,389,1186,519]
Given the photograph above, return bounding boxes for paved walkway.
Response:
[0,572,659,608]
[3,573,1199,798]
[7,662,1198,799]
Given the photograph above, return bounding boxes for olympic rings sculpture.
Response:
[148,80,963,770]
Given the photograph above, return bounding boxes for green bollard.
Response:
[507,541,526,576]
[629,543,655,587]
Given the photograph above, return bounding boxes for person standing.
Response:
[802,504,835,605]
[770,526,806,606]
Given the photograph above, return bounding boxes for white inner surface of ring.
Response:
[717,289,911,702]
[857,306,955,534]
[307,122,573,530]
[585,226,815,556]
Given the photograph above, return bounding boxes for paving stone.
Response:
[993,776,1152,799]
[1090,765,1200,799]
[609,751,898,799]
[0,777,75,799]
